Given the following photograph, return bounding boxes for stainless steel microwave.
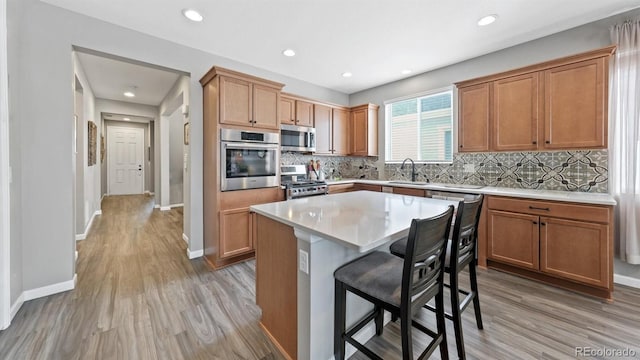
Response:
[280,124,316,152]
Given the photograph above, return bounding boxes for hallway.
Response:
[0,195,282,359]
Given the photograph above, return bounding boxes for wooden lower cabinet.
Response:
[484,195,613,300]
[354,184,382,192]
[540,217,609,288]
[219,208,253,258]
[328,183,355,194]
[392,187,426,197]
[488,210,539,270]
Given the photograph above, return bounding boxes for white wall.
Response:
[95,98,158,196]
[168,109,183,205]
[73,52,100,239]
[6,0,22,309]
[8,0,347,292]
[0,0,12,329]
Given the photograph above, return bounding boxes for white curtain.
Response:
[610,20,640,264]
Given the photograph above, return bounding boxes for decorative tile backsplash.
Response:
[385,150,608,193]
[281,150,608,193]
[280,152,379,179]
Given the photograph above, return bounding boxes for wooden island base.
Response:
[255,214,298,359]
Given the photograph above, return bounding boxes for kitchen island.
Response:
[250,191,457,360]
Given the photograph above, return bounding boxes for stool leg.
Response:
[435,289,449,360]
[400,311,413,360]
[374,305,384,336]
[450,271,466,360]
[334,280,346,360]
[469,262,484,330]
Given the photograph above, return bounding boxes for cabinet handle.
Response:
[532,141,537,145]
[460,145,463,148]
[545,140,550,144]
[533,221,538,225]
[529,206,550,211]
[541,222,547,226]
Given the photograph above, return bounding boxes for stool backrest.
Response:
[450,194,484,271]
[401,206,454,316]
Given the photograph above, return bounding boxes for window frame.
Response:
[384,85,457,164]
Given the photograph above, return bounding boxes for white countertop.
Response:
[251,191,458,252]
[324,179,616,206]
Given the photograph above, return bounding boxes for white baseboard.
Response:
[182,233,189,244]
[614,274,640,289]
[144,191,155,196]
[154,204,160,209]
[169,203,184,209]
[100,193,106,202]
[187,248,203,259]
[160,206,171,211]
[75,210,101,241]
[23,273,77,301]
[9,292,25,321]
[75,250,78,262]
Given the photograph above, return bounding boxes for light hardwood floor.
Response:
[0,195,284,360]
[1,194,639,359]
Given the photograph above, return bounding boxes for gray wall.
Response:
[168,108,183,205]
[8,0,347,292]
[6,0,22,306]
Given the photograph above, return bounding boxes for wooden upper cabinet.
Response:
[458,83,490,152]
[216,71,283,130]
[493,73,540,151]
[314,104,332,155]
[350,104,379,156]
[332,108,350,155]
[540,217,609,288]
[253,84,279,130]
[280,96,296,125]
[543,58,607,149]
[219,76,252,127]
[296,100,314,127]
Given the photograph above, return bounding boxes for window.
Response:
[385,89,453,163]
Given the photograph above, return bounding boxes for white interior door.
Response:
[108,126,144,195]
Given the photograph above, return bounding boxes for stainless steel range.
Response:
[281,165,328,200]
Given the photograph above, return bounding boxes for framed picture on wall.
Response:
[88,121,97,166]
[184,122,190,145]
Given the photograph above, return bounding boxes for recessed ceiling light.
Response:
[123,117,131,121]
[123,91,135,98]
[477,14,498,26]
[182,9,203,22]
[401,69,412,75]
[342,72,352,78]
[282,49,296,57]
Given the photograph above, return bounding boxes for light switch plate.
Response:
[299,249,309,274]
[464,164,475,173]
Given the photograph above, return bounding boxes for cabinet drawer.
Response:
[354,184,382,192]
[487,196,610,223]
[328,183,355,194]
[392,187,426,197]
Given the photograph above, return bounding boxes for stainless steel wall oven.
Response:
[220,129,279,191]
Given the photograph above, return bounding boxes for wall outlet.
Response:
[464,164,475,173]
[299,249,309,274]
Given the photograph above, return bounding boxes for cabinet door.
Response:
[314,104,332,155]
[458,83,490,152]
[219,76,252,126]
[219,207,253,258]
[332,108,350,155]
[543,58,606,149]
[280,97,296,124]
[296,100,314,127]
[493,73,539,151]
[540,217,609,288]
[252,84,279,130]
[487,210,539,270]
[351,108,368,156]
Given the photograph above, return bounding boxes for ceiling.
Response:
[55,0,640,94]
[102,113,153,123]
[76,51,181,106]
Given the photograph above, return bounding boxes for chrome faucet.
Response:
[400,158,417,182]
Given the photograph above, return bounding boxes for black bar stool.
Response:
[389,194,484,360]
[334,206,454,360]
